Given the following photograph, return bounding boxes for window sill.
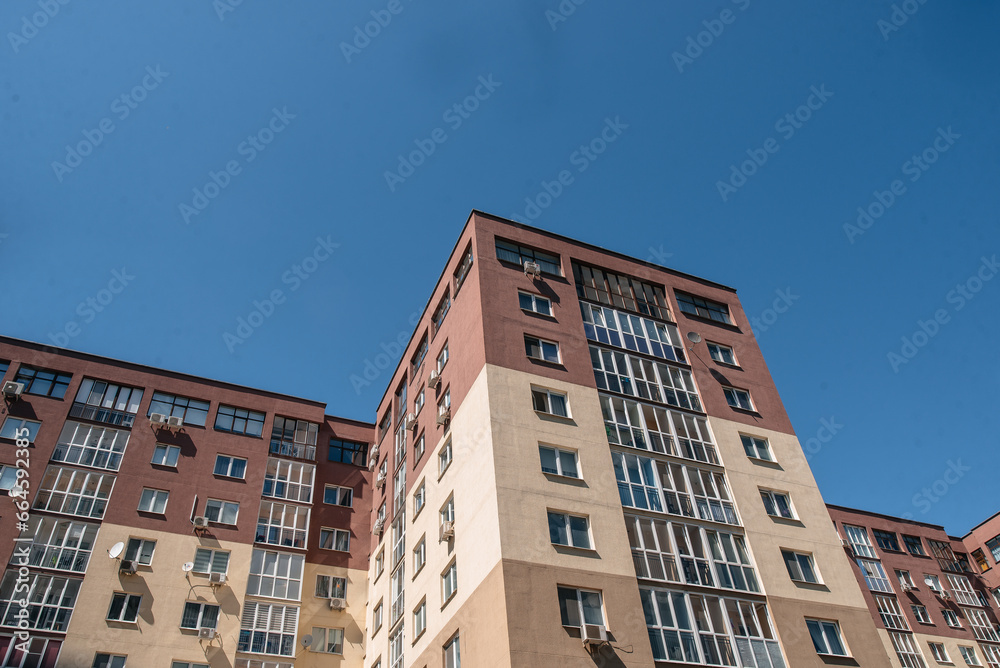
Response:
[766,514,803,527]
[533,410,573,422]
[526,356,564,368]
[712,360,742,370]
[213,429,263,439]
[411,628,426,644]
[727,405,761,417]
[677,311,740,331]
[553,543,596,554]
[520,307,556,319]
[440,592,457,610]
[542,471,583,483]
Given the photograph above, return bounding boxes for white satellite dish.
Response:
[686,331,702,344]
[924,576,936,586]
[181,562,194,573]
[301,634,313,648]
[108,542,125,559]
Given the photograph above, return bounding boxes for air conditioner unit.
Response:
[1,381,24,401]
[149,413,167,425]
[901,583,914,593]
[198,627,217,640]
[524,261,541,278]
[208,572,227,586]
[440,520,455,541]
[329,597,347,610]
[840,538,850,548]
[375,471,386,489]
[368,448,380,471]
[427,370,441,389]
[166,415,183,429]
[436,406,451,426]
[373,518,385,536]
[940,591,951,600]
[404,413,417,429]
[192,516,209,528]
[581,624,608,647]
[119,560,137,575]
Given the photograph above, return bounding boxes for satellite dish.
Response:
[924,576,936,586]
[686,332,702,344]
[301,634,313,648]
[181,562,194,573]
[108,542,125,559]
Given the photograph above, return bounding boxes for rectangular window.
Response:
[151,444,180,467]
[600,395,718,464]
[959,646,981,666]
[557,587,604,627]
[538,445,579,478]
[972,548,990,573]
[414,388,425,416]
[454,243,474,294]
[857,558,893,593]
[980,645,1000,668]
[147,391,209,427]
[941,609,961,628]
[256,501,309,548]
[411,334,428,375]
[124,538,155,566]
[0,417,40,443]
[413,600,426,639]
[497,238,561,275]
[394,379,407,424]
[171,663,209,668]
[612,451,663,513]
[874,595,909,630]
[873,529,901,552]
[413,536,426,573]
[318,528,350,552]
[806,619,847,656]
[573,261,669,319]
[270,417,318,460]
[590,348,702,411]
[676,293,732,324]
[92,655,127,668]
[782,550,819,584]
[896,569,914,587]
[389,625,404,668]
[247,549,304,600]
[310,627,344,654]
[237,601,298,657]
[903,534,926,556]
[378,411,391,443]
[929,643,949,662]
[53,421,129,471]
[33,466,115,519]
[441,561,458,604]
[372,600,383,633]
[524,335,560,363]
[204,499,239,525]
[910,604,931,624]
[0,465,16,492]
[657,459,737,524]
[740,434,772,461]
[214,404,265,437]
[518,291,552,316]
[439,438,453,476]
[70,378,144,427]
[15,365,72,398]
[723,386,754,411]
[626,515,680,583]
[19,515,99,573]
[929,539,963,572]
[323,485,353,507]
[431,291,451,334]
[393,464,406,515]
[137,488,168,514]
[947,574,979,605]
[888,632,925,668]
[414,432,425,461]
[531,387,568,417]
[328,437,368,466]
[444,634,461,668]
[391,560,405,627]
[213,455,247,479]
[987,536,1000,563]
[437,342,450,372]
[374,550,384,581]
[672,523,715,587]
[962,607,999,642]
[707,342,737,365]
[440,496,455,535]
[707,531,759,592]
[414,480,426,516]
[580,302,686,363]
[106,592,141,623]
[263,459,315,503]
[0,571,80,631]
[315,574,346,599]
[547,512,591,549]
[844,525,877,558]
[193,548,229,574]
[760,490,794,519]
[394,425,407,469]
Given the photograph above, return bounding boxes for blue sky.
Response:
[2,1,997,533]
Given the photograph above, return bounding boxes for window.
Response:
[33,466,115,519]
[0,571,80,631]
[444,634,461,668]
[980,645,1000,668]
[903,534,926,556]
[414,389,425,416]
[676,293,732,324]
[70,378,144,427]
[394,426,407,471]
[518,291,552,316]
[414,432,425,461]
[263,459,315,503]
[310,627,344,654]
[438,438,453,476]
[171,663,209,668]
[707,531,759,592]
[413,536,426,573]
[538,445,579,478]
[547,511,591,549]
[524,335,560,363]
[782,550,819,584]
[151,443,180,467]
[924,573,943,591]
[581,302,686,362]
[760,490,794,519]
[319,528,350,552]
[454,243,474,294]
[889,632,925,668]
[431,290,451,334]
[270,416,318,460]
[0,360,6,375]
[963,607,998,641]
[911,604,931,624]
[374,550,384,580]
[896,569,915,588]
[106,592,141,623]
[590,350,703,411]
[557,587,603,627]
[437,388,451,422]
[657,460,737,524]
[390,560,405,626]
[315,575,346,598]
[929,643,949,663]
[393,464,406,515]
[413,599,427,638]
[0,417,41,443]
[496,238,561,275]
[440,496,455,536]
[214,404,265,437]
[941,609,961,628]
[806,619,847,656]
[372,600,383,633]
[124,538,155,566]
[247,549,304,600]
[411,334,428,375]
[437,342,449,372]
[147,391,209,426]
[972,548,990,573]
[256,500,309,548]
[626,515,680,583]
[442,561,458,603]
[573,261,671,320]
[323,485,353,507]
[237,602,297,657]
[947,574,979,605]
[394,380,407,424]
[723,386,754,411]
[929,539,964,572]
[414,480,426,516]
[204,499,238,525]
[612,451,663,512]
[844,525,877,558]
[872,529,901,552]
[531,387,568,417]
[52,421,129,471]
[137,488,168,514]
[857,558,893,593]
[15,365,72,398]
[193,548,230,574]
[389,625,404,668]
[987,536,1000,563]
[0,465,17,492]
[874,595,909,630]
[328,438,368,466]
[181,602,220,630]
[92,655,127,668]
[213,454,247,478]
[959,646,982,666]
[707,342,737,365]
[600,395,718,464]
[740,434,772,461]
[378,411,391,443]
[20,515,99,573]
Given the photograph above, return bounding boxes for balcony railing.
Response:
[269,440,316,461]
[69,401,136,428]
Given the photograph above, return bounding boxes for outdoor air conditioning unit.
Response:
[524,261,541,278]
[209,572,227,586]
[375,471,386,489]
[119,560,137,575]
[940,591,951,600]
[581,624,608,647]
[329,597,347,610]
[404,413,417,430]
[1,381,24,401]
[198,627,217,640]
[373,518,385,535]
[150,413,168,425]
[901,584,914,593]
[839,538,850,548]
[192,516,209,528]
[166,415,183,429]
[436,406,451,426]
[427,370,441,389]
[440,520,455,541]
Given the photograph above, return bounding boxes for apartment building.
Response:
[829,505,1000,668]
[0,338,373,668]
[364,210,893,668]
[963,513,1000,592]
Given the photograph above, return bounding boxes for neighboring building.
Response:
[364,210,893,668]
[829,505,1000,668]
[963,513,1000,593]
[0,337,373,668]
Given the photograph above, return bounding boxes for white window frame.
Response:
[319,528,350,552]
[547,511,592,550]
[444,633,460,668]
[910,604,931,624]
[942,608,962,628]
[180,601,220,630]
[441,560,458,604]
[256,500,309,549]
[204,498,239,525]
[263,458,315,503]
[531,387,569,417]
[707,341,737,365]
[138,488,169,514]
[414,387,425,416]
[213,454,247,479]
[947,574,979,606]
[315,574,346,599]
[889,631,926,668]
[323,484,353,507]
[896,569,915,588]
[760,489,795,519]
[518,290,552,316]
[962,606,999,641]
[310,626,344,654]
[0,571,80,632]
[237,601,297,657]
[53,421,129,471]
[806,618,849,656]
[106,591,141,623]
[874,595,909,630]
[438,438,453,477]
[414,433,425,461]
[782,549,820,584]
[193,547,230,574]
[413,599,427,640]
[372,599,383,633]
[844,525,877,559]
[247,548,305,601]
[929,642,949,662]
[857,558,893,593]
[612,451,663,513]
[0,417,41,443]
[413,535,426,574]
[440,495,455,538]
[959,646,982,666]
[557,586,605,628]
[436,343,449,372]
[538,445,579,478]
[151,443,180,467]
[723,386,754,411]
[524,335,561,363]
[124,537,156,566]
[413,480,426,517]
[21,515,99,573]
[740,434,772,461]
[92,654,127,668]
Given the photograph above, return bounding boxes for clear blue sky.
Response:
[2,1,997,533]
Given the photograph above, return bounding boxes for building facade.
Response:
[0,339,373,668]
[829,505,1000,668]
[963,513,1000,593]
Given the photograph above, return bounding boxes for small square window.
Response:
[740,434,772,461]
[531,388,568,417]
[315,574,346,598]
[929,642,949,662]
[151,444,180,467]
[707,342,737,365]
[782,550,819,583]
[547,511,591,549]
[213,455,247,479]
[193,548,229,574]
[319,528,351,552]
[806,619,847,656]
[124,538,155,566]
[910,604,931,624]
[538,445,579,478]
[204,499,239,525]
[723,386,754,411]
[524,335,560,363]
[760,490,794,519]
[310,627,345,654]
[323,485,353,507]
[518,291,552,316]
[106,592,141,623]
[138,488,168,514]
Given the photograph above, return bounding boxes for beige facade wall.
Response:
[296,563,368,667]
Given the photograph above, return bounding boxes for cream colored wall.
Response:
[296,563,368,667]
[59,523,254,668]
